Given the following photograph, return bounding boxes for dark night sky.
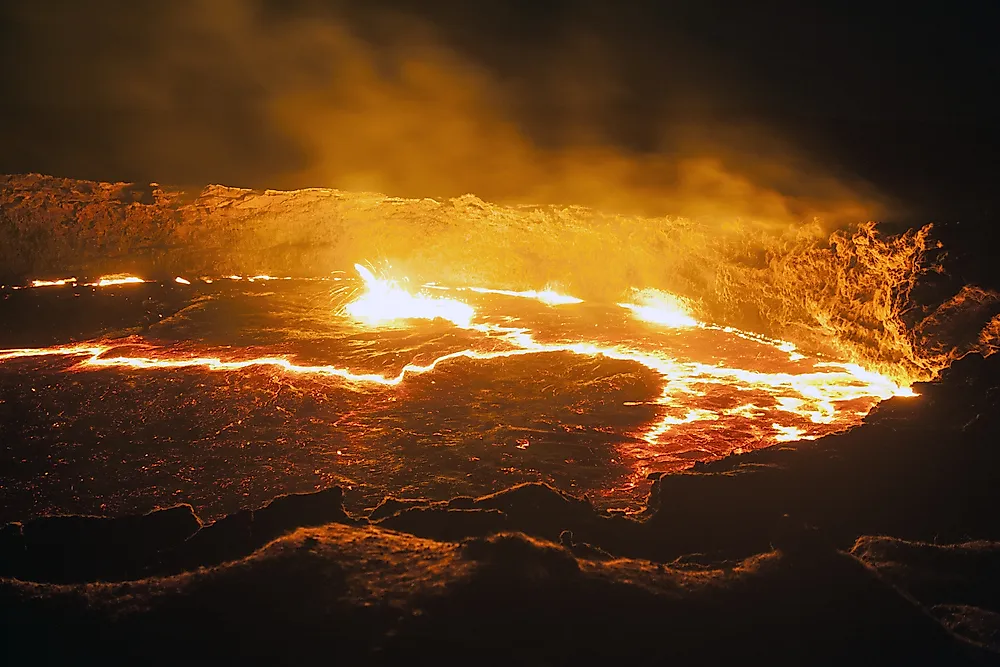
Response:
[1,1,997,226]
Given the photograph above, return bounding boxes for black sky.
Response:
[1,0,997,226]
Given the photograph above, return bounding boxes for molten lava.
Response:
[30,277,76,288]
[87,274,147,287]
[619,288,699,329]
[0,263,919,516]
[344,264,476,328]
[1,264,912,424]
[464,286,583,306]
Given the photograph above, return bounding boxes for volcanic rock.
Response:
[167,486,354,573]
[769,515,838,562]
[169,509,256,571]
[933,605,1000,653]
[460,532,581,579]
[853,536,1000,612]
[251,486,350,544]
[644,465,787,557]
[867,353,1000,429]
[363,483,638,554]
[0,523,25,574]
[377,507,509,542]
[365,497,432,521]
[558,529,614,560]
[4,504,201,583]
[2,519,994,664]
[852,534,1000,652]
[0,487,358,582]
[445,495,478,509]
[472,482,598,536]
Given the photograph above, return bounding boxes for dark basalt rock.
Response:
[364,484,637,554]
[377,507,509,542]
[1,487,355,583]
[4,504,201,583]
[461,532,581,578]
[559,529,614,560]
[0,522,24,552]
[471,482,654,559]
[252,486,350,544]
[167,486,354,574]
[932,605,1000,652]
[473,482,596,536]
[870,353,1000,428]
[168,509,255,571]
[365,497,431,521]
[2,524,994,666]
[0,522,25,575]
[937,352,1000,389]
[445,496,477,510]
[645,466,786,556]
[854,536,1000,612]
[769,515,838,562]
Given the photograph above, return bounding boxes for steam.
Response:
[1,0,881,225]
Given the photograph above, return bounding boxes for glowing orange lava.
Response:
[30,277,76,287]
[85,274,147,287]
[619,288,699,328]
[0,264,915,460]
[464,286,583,306]
[345,264,476,328]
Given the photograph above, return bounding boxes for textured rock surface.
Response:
[2,524,995,665]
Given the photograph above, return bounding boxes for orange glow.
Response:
[465,286,583,306]
[618,288,814,364]
[335,267,913,447]
[31,277,76,287]
[175,277,192,285]
[773,423,816,443]
[0,329,912,404]
[344,264,476,328]
[0,342,532,386]
[619,288,699,328]
[0,344,108,363]
[1,263,917,460]
[85,275,147,287]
